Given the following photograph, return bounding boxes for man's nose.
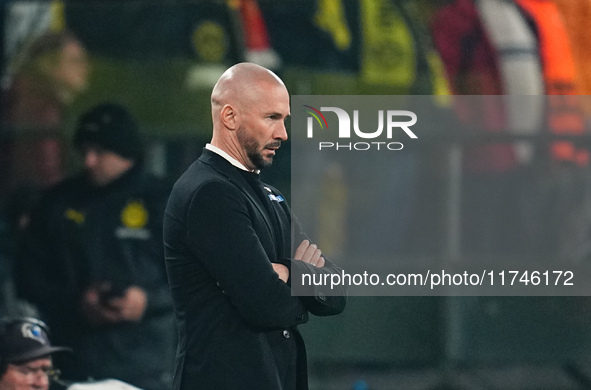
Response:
[31,372,49,390]
[275,122,288,141]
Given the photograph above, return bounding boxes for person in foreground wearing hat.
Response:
[0,317,70,390]
[14,103,175,390]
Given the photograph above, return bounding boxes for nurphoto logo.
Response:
[303,105,418,151]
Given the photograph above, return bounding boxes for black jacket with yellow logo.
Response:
[16,164,175,390]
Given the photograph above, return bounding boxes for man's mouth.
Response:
[266,142,281,151]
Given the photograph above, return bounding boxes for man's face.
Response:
[236,83,290,171]
[53,41,89,95]
[0,358,53,390]
[80,146,134,186]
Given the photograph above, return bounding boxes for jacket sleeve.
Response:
[142,262,174,318]
[135,188,175,319]
[279,213,347,317]
[15,196,79,321]
[184,180,308,330]
[139,241,173,318]
[285,258,347,316]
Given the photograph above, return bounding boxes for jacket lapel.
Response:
[198,150,279,256]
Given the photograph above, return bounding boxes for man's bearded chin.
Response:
[238,127,281,170]
[247,149,269,170]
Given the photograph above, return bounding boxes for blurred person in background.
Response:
[0,30,89,327]
[15,103,175,390]
[0,317,70,390]
[1,30,89,200]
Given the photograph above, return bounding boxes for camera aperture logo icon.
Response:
[302,105,329,135]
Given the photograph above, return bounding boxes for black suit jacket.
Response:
[164,149,346,390]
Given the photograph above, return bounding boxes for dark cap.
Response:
[74,103,143,160]
[0,318,71,364]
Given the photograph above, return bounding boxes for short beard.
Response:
[237,126,280,170]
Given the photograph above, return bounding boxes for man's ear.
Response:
[220,104,237,130]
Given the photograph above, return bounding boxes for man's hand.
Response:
[81,284,121,326]
[272,240,324,283]
[294,239,325,268]
[81,285,147,325]
[272,263,289,283]
[108,286,148,322]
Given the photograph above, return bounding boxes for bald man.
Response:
[163,63,346,390]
